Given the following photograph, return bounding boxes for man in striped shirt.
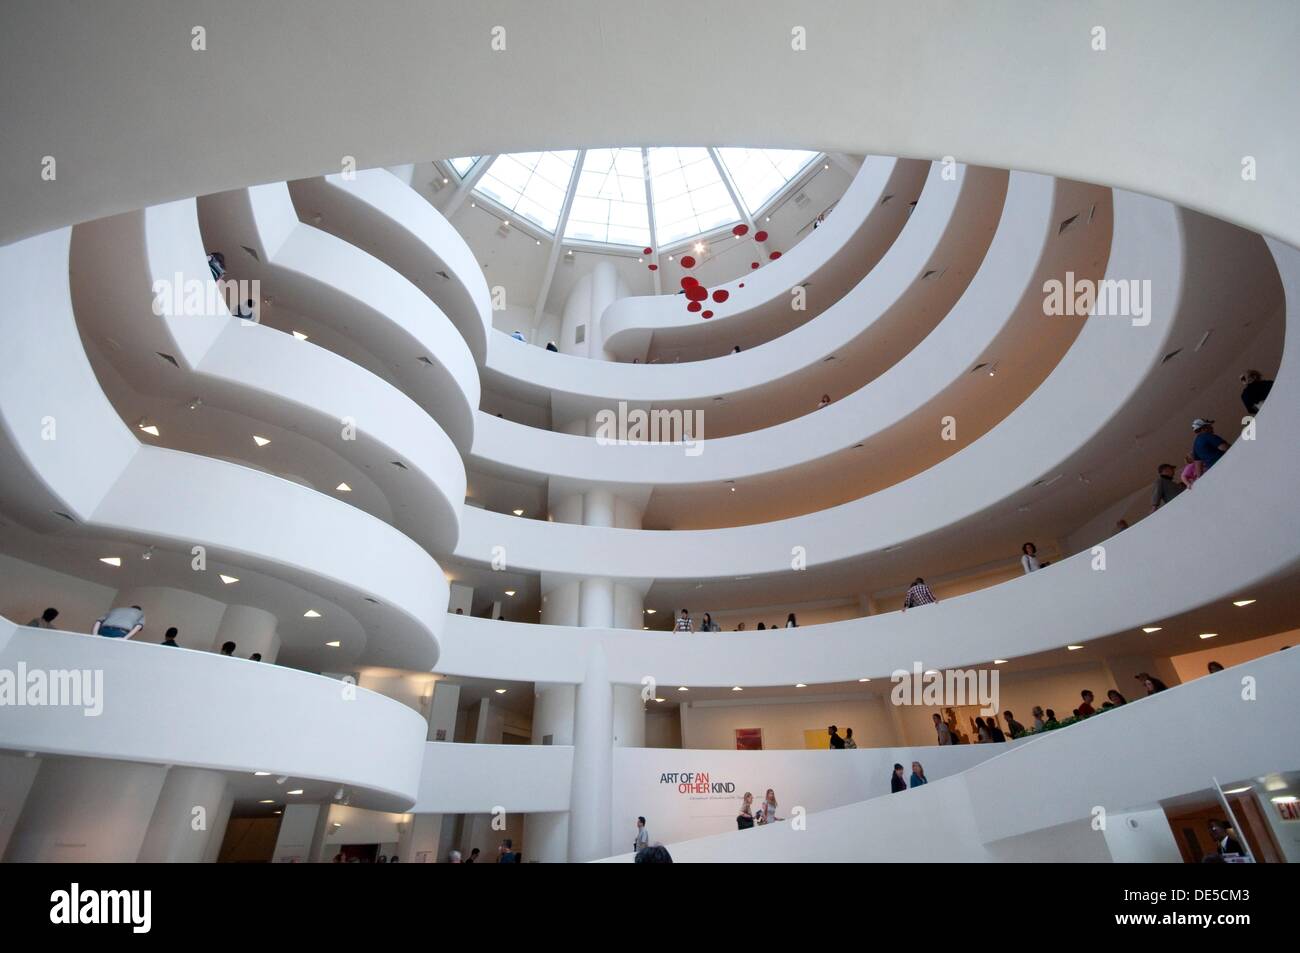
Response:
[902,578,937,611]
[674,609,693,633]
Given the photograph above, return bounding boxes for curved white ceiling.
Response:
[1,2,1294,251]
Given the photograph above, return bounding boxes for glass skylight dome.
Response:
[448,147,822,250]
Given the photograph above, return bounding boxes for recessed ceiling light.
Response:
[303,609,321,618]
[1233,599,1256,607]
[1142,626,1162,633]
[1271,796,1299,804]
[731,686,743,692]
[470,201,476,208]
[994,659,1008,665]
[795,683,806,688]
[504,590,516,597]
[823,163,830,170]
[336,483,352,492]
[325,640,340,647]
[291,331,308,341]
[535,239,541,245]
[252,435,270,447]
[858,678,870,683]
[442,177,449,185]
[638,257,643,263]
[1067,645,1084,651]
[1199,632,1218,640]
[259,799,275,804]
[1222,786,1252,794]
[137,421,160,437]
[254,771,271,776]
[678,686,688,691]
[287,789,304,796]
[667,255,674,261]
[99,557,121,567]
[494,688,507,694]
[646,609,656,615]
[219,574,239,584]
[924,669,938,675]
[654,697,665,703]
[273,810,282,815]
[512,508,524,516]
[765,216,771,222]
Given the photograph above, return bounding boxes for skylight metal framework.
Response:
[453,147,823,253]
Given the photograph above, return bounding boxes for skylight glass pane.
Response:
[717,148,821,214]
[474,151,578,232]
[448,156,481,178]
[562,148,650,246]
[647,147,741,246]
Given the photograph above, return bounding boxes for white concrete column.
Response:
[613,685,646,748]
[271,802,326,863]
[568,644,614,862]
[532,683,576,745]
[579,577,615,628]
[111,584,226,648]
[429,680,461,743]
[137,766,230,862]
[214,604,280,662]
[5,758,167,862]
[202,787,235,863]
[473,697,494,744]
[448,582,474,615]
[583,488,615,528]
[398,813,443,863]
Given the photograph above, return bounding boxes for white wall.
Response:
[0,554,116,636]
[610,743,1014,849]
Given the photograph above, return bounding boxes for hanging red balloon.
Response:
[712,289,730,303]
[687,301,702,312]
[751,261,760,269]
[685,285,708,302]
[680,255,696,269]
[681,276,699,289]
[769,251,782,260]
[701,310,714,319]
[754,230,768,242]
[643,247,653,256]
[732,224,749,237]
[648,263,658,270]
[738,282,745,288]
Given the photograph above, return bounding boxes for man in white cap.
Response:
[1191,419,1230,470]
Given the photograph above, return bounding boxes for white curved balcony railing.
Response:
[467,172,1106,505]
[0,228,446,671]
[411,742,575,814]
[0,622,428,809]
[73,200,466,558]
[290,169,494,367]
[599,157,927,360]
[437,227,1297,686]
[451,189,1200,578]
[196,182,480,454]
[602,647,1300,862]
[479,164,1007,436]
